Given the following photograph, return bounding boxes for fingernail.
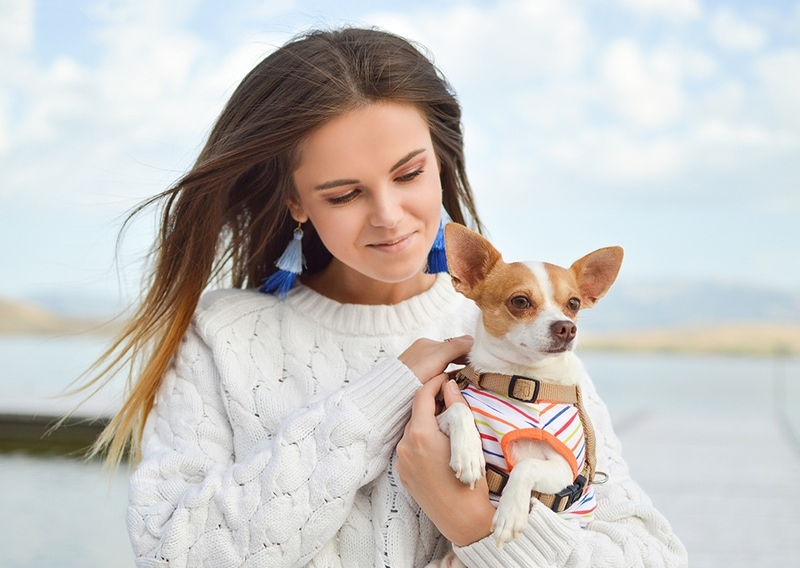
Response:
[447,380,460,395]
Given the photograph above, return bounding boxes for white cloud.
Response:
[700,81,745,121]
[370,0,591,89]
[711,9,766,51]
[756,49,800,129]
[695,121,792,148]
[673,46,717,79]
[551,128,683,184]
[600,39,685,128]
[0,0,33,53]
[615,0,701,21]
[0,0,34,153]
[0,88,13,153]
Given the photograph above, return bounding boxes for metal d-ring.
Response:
[593,471,610,485]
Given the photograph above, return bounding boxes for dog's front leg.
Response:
[492,442,573,546]
[491,459,539,546]
[437,403,485,489]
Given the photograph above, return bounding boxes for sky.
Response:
[1,0,799,312]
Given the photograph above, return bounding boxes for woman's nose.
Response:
[370,190,404,228]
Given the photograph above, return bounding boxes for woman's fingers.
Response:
[398,335,473,384]
[410,372,449,425]
[442,378,468,409]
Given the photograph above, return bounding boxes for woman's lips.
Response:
[367,232,415,253]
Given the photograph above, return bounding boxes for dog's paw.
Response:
[444,404,485,489]
[491,496,529,547]
[450,443,485,489]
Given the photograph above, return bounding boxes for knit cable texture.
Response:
[127,274,687,567]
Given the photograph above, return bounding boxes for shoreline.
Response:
[580,322,800,356]
[0,393,118,455]
[0,412,109,456]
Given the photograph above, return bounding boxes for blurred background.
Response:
[1,1,798,566]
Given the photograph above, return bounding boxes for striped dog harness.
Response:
[455,365,598,521]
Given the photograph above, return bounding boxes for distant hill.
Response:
[580,280,800,333]
[0,297,120,335]
[27,290,124,319]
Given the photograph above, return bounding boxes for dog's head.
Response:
[444,223,623,365]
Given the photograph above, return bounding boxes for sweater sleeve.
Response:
[126,321,421,567]
[451,376,688,568]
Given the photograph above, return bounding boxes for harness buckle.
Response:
[508,375,540,402]
[551,474,588,512]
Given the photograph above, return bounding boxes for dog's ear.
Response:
[444,223,502,297]
[570,246,624,308]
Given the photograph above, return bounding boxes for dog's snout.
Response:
[550,320,577,342]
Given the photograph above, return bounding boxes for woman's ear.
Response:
[286,197,308,223]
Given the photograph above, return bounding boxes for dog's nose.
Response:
[550,320,577,342]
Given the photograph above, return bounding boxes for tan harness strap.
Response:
[455,365,580,405]
[574,385,596,480]
[485,467,507,495]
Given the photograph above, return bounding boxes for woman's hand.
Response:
[398,336,472,384]
[396,374,495,547]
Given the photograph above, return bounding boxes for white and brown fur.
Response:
[430,223,623,565]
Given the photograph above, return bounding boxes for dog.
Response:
[429,223,623,565]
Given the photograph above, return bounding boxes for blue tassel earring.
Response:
[425,218,448,274]
[260,223,306,299]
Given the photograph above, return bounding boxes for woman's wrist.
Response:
[446,485,495,546]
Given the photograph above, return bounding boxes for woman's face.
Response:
[290,102,443,303]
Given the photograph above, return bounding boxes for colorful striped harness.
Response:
[455,365,598,520]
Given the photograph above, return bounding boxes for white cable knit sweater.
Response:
[128,273,687,567]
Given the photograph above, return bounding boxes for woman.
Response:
[90,27,687,567]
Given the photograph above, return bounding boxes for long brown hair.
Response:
[85,27,483,467]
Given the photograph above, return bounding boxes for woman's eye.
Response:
[509,296,531,309]
[567,298,581,311]
[327,190,359,205]
[396,169,423,183]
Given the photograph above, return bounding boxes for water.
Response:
[0,453,132,568]
[0,335,115,395]
[0,335,133,568]
[1,336,799,567]
[0,334,126,416]
[586,350,799,417]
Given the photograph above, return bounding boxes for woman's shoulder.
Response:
[194,287,282,334]
[198,286,273,310]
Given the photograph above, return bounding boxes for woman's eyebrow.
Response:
[315,178,359,191]
[390,148,426,171]
[313,149,427,191]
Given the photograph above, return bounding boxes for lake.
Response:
[1,335,799,567]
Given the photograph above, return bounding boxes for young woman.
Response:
[91,27,687,567]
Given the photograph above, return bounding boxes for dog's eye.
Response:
[567,298,581,311]
[509,296,531,310]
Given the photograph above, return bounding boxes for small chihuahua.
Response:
[430,223,623,564]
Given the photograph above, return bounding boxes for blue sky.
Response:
[1,0,799,310]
